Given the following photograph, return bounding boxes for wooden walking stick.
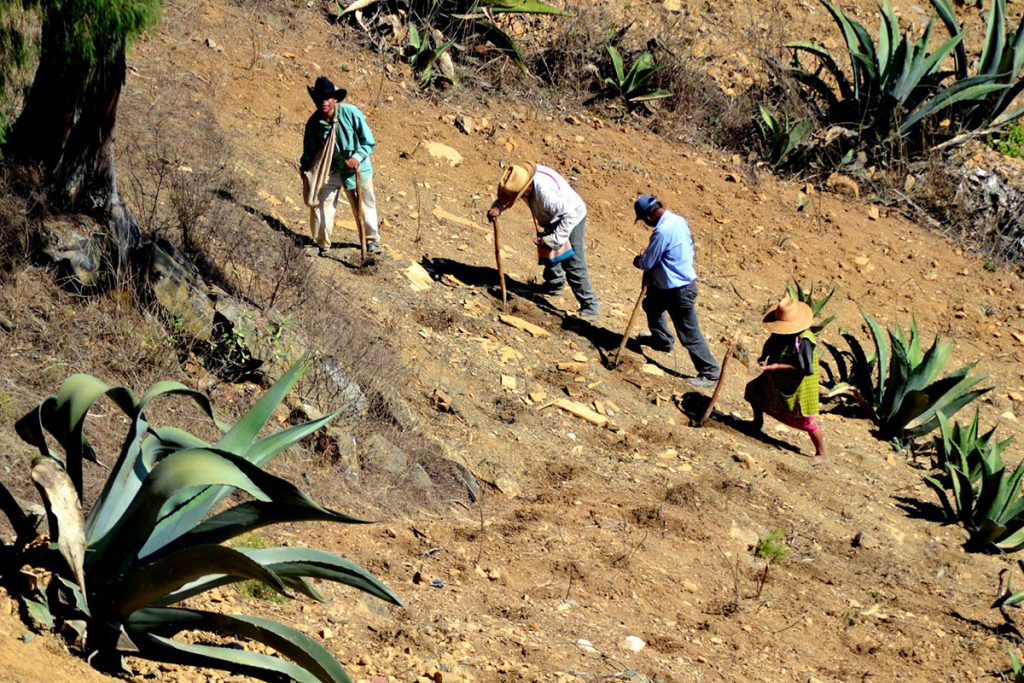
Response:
[697,332,740,427]
[353,169,367,261]
[612,275,650,368]
[492,217,508,306]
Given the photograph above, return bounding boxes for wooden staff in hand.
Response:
[612,274,650,368]
[354,169,367,261]
[491,216,508,306]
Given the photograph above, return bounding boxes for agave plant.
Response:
[406,23,456,85]
[787,0,1024,154]
[602,44,672,107]
[826,311,989,440]
[756,106,812,167]
[785,279,835,332]
[923,436,1024,552]
[341,0,566,76]
[927,0,1024,134]
[1,360,401,680]
[992,557,1024,612]
[932,408,1013,483]
[1010,649,1024,683]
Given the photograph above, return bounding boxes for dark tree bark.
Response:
[8,11,143,266]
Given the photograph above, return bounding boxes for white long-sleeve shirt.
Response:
[526,165,587,248]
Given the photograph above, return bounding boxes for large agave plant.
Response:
[826,311,989,440]
[923,437,1024,552]
[2,360,400,681]
[787,0,1024,153]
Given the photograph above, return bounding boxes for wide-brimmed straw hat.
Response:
[496,162,537,207]
[307,76,348,104]
[762,296,814,334]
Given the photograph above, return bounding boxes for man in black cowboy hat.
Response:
[299,76,381,256]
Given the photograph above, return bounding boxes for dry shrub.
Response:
[0,165,43,277]
[908,151,1024,266]
[119,84,318,313]
[529,5,616,101]
[650,51,760,152]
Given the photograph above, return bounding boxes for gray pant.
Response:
[643,282,720,379]
[542,217,599,313]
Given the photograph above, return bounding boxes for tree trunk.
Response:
[9,11,142,266]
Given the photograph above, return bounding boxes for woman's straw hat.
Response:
[496,162,537,207]
[762,296,814,334]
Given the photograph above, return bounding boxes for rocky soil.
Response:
[3,0,1024,681]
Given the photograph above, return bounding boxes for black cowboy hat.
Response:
[307,76,348,104]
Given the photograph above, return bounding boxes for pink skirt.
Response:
[767,411,820,433]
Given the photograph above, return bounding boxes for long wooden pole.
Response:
[612,276,649,368]
[697,332,740,427]
[492,217,507,306]
[354,169,367,261]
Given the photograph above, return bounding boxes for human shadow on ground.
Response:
[894,495,949,525]
[421,257,647,358]
[215,188,362,251]
[675,391,802,453]
[420,257,616,333]
[947,610,1019,637]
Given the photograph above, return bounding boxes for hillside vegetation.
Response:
[2,0,1024,681]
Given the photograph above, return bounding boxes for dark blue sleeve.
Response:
[796,337,816,376]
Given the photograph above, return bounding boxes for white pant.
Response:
[309,171,380,248]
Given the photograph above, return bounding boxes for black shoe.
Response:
[636,332,673,353]
[317,245,329,257]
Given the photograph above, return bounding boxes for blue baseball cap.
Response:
[634,194,661,221]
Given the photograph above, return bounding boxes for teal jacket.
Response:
[300,103,375,191]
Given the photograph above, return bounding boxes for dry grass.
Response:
[0,165,43,277]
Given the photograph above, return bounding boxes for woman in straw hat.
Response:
[486,162,600,321]
[744,296,826,464]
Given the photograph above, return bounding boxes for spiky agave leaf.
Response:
[159,547,403,607]
[128,607,353,683]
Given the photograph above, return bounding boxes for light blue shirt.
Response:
[637,210,697,289]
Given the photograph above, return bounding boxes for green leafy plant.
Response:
[932,408,1013,484]
[992,558,1024,612]
[754,529,789,564]
[787,0,1024,156]
[825,311,990,440]
[1009,649,1024,682]
[923,438,1024,552]
[785,279,836,332]
[602,44,672,107]
[340,0,566,77]
[993,122,1024,158]
[406,22,456,85]
[1,360,401,680]
[756,106,812,167]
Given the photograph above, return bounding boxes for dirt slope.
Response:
[4,0,1024,681]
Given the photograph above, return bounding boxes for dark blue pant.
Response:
[542,217,599,313]
[643,282,720,379]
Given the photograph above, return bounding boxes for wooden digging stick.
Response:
[492,217,508,306]
[697,332,741,427]
[612,276,649,368]
[354,169,367,261]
